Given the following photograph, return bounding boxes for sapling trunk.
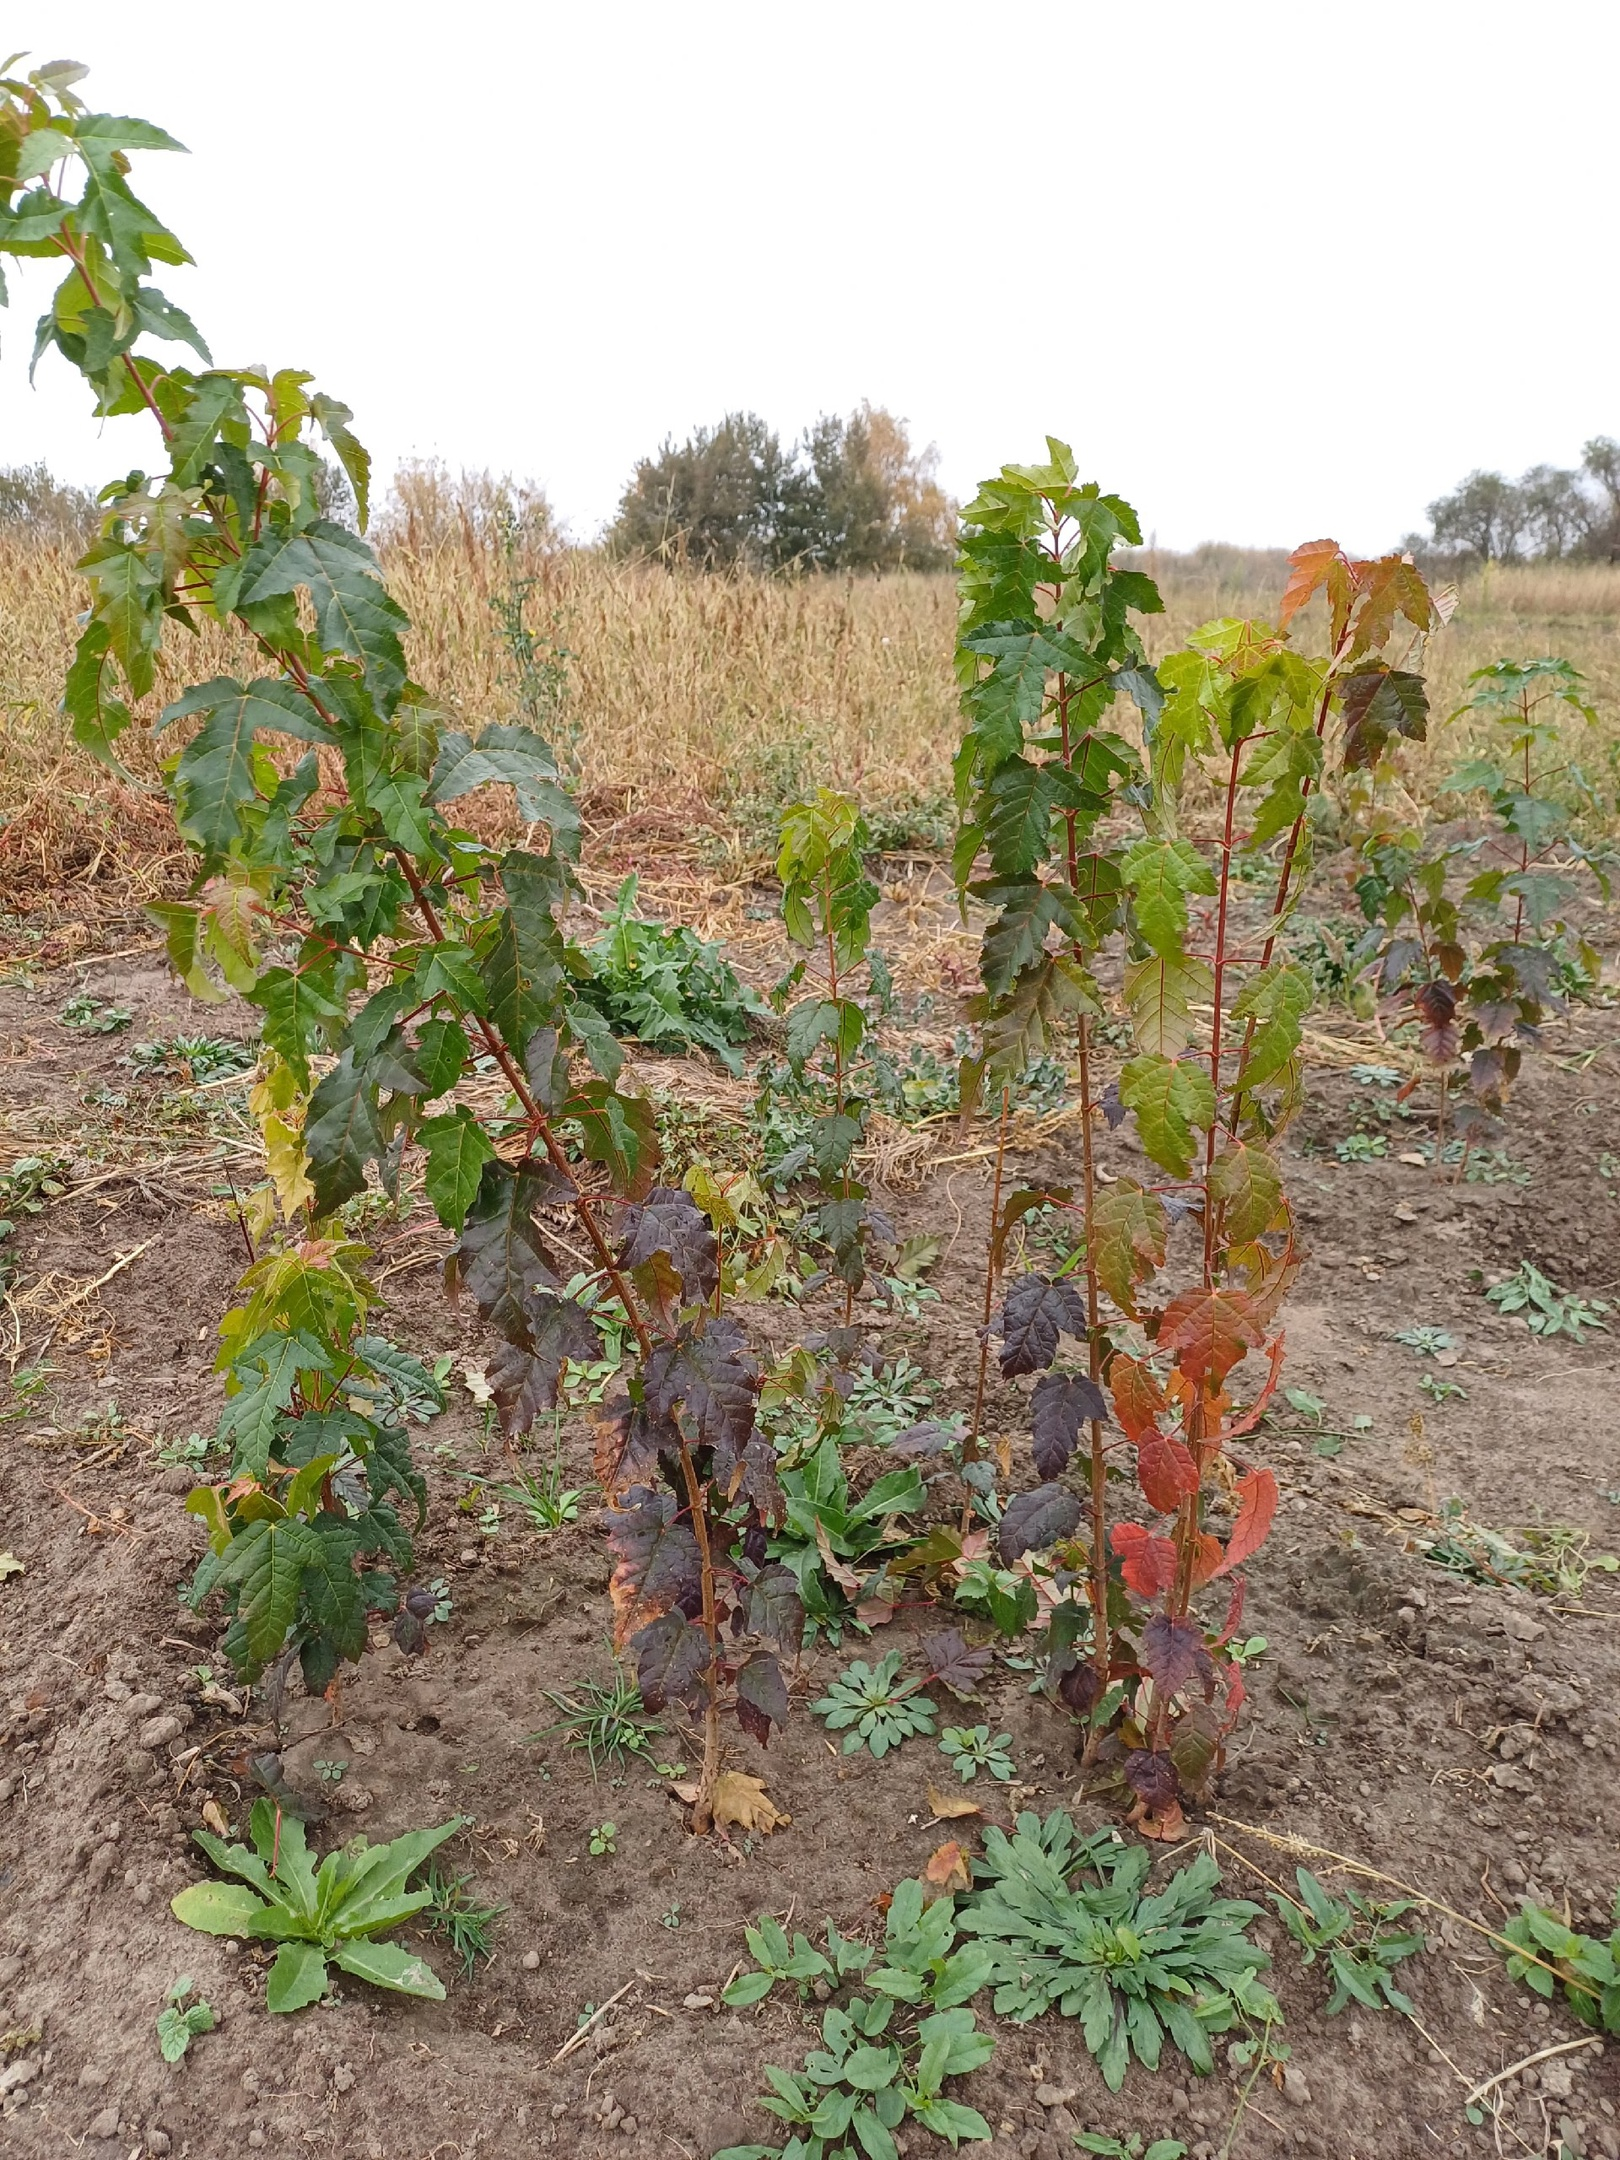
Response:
[966,1087,1012,1466]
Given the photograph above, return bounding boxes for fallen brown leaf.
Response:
[927,1783,982,1821]
[201,1797,230,1837]
[711,1772,791,1834]
[922,1839,971,1893]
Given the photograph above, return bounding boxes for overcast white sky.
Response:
[5,2,1616,551]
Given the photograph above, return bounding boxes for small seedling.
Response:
[1335,1131,1387,1162]
[1075,2136,1188,2160]
[812,1651,937,1758]
[938,1726,1016,1784]
[1349,1064,1403,1088]
[313,1758,347,1785]
[531,1664,665,1779]
[660,1901,681,1930]
[1227,1634,1269,1668]
[1285,1388,1327,1424]
[1273,1867,1424,2015]
[1486,1263,1610,1343]
[1392,1325,1456,1358]
[61,993,132,1032]
[587,1821,617,1856]
[952,1558,1037,1639]
[1418,1373,1467,1405]
[156,1976,214,2063]
[420,1863,504,1979]
[1497,1889,1619,2040]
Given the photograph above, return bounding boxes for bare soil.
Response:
[1,878,1618,2160]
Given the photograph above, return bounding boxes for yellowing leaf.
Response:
[201,1797,230,1837]
[0,1552,24,1581]
[927,1784,982,1821]
[922,1839,971,1892]
[710,1772,790,1835]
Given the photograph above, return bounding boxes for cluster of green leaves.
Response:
[529,1662,673,1779]
[184,1240,438,1690]
[571,873,766,1073]
[0,1153,67,1281]
[954,1811,1278,2092]
[717,1880,997,2160]
[768,1441,926,1639]
[1499,1888,1619,2036]
[419,1861,504,1980]
[171,1799,461,2011]
[937,1725,1015,1784]
[1353,656,1610,1130]
[1485,1261,1609,1342]
[155,1976,215,2063]
[810,1634,989,1758]
[1272,1867,1424,2016]
[954,480,1439,1818]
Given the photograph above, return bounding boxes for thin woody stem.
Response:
[967,1086,1012,1465]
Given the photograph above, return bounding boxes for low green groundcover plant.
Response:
[1499,1889,1620,2034]
[171,1801,463,2011]
[1272,1867,1424,2015]
[812,1650,937,1758]
[155,1976,215,2062]
[572,873,766,1072]
[954,1812,1279,2092]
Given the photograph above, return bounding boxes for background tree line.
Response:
[1411,437,1620,565]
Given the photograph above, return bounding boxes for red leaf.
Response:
[1158,1288,1263,1387]
[1135,1431,1199,1515]
[1110,1353,1167,1442]
[1278,538,1344,626]
[1217,1334,1286,1443]
[1110,1522,1179,1598]
[1189,1531,1224,1588]
[1213,1468,1279,1577]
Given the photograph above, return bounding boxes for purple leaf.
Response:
[1030,1372,1107,1479]
[998,1482,1083,1562]
[997,1274,1088,1377]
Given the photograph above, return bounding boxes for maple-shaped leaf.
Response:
[1207,1141,1284,1247]
[1158,1288,1263,1387]
[1030,1371,1107,1479]
[1091,1182,1168,1314]
[1278,537,1346,627]
[923,1840,972,1894]
[890,1420,955,1459]
[1168,1703,1223,1796]
[1412,978,1460,1065]
[1121,836,1216,959]
[920,1627,994,1700]
[1109,1353,1169,1443]
[998,1483,1083,1562]
[1118,1054,1215,1182]
[1122,1747,1180,1811]
[1212,1468,1279,1577]
[643,1315,758,1456]
[606,1486,701,1645]
[1339,666,1428,771]
[617,1186,719,1305]
[633,1610,710,1711]
[1110,1522,1179,1598]
[485,1288,599,1436]
[1141,1614,1215,1698]
[1121,951,1212,1059]
[741,1562,804,1648]
[734,1650,789,1745]
[713,1429,783,1524]
[709,1771,790,1834]
[590,1390,673,1494]
[446,1159,566,1343]
[1230,965,1312,1098]
[1136,1431,1199,1515]
[997,1273,1087,1377]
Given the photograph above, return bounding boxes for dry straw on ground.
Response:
[2,529,1617,907]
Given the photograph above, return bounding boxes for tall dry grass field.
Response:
[3,531,1618,908]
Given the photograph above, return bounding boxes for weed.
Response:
[125,1034,256,1085]
[572,874,766,1074]
[660,1901,681,1930]
[0,1365,54,1426]
[938,1726,1016,1784]
[717,1881,997,2157]
[419,1862,504,1979]
[1227,1636,1269,1669]
[313,1758,347,1785]
[1334,1131,1387,1162]
[1349,1064,1404,1087]
[155,1976,215,2063]
[769,1441,926,1636]
[1272,1867,1424,2015]
[813,1651,937,1758]
[1415,1501,1618,1597]
[1075,2137,1187,2160]
[1392,1325,1457,1357]
[951,1559,1037,1640]
[172,1801,461,2009]
[60,992,131,1031]
[955,1811,1279,2092]
[1419,1374,1468,1405]
[1497,1889,1619,2038]
[587,1821,617,1857]
[1486,1262,1609,1341]
[1285,915,1367,1005]
[530,1665,667,1779]
[0,1156,68,1273]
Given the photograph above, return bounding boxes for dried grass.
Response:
[3,531,1618,908]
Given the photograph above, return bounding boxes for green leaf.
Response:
[310,391,372,528]
[1122,952,1213,1058]
[248,966,344,1090]
[418,1108,496,1231]
[237,524,408,714]
[303,1050,382,1217]
[428,725,580,857]
[265,1939,329,2014]
[1118,1055,1216,1180]
[62,617,131,769]
[160,677,330,860]
[1231,963,1313,1094]
[1123,837,1216,958]
[215,1517,316,1672]
[721,1968,776,2007]
[330,1938,446,1999]
[170,1880,270,1937]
